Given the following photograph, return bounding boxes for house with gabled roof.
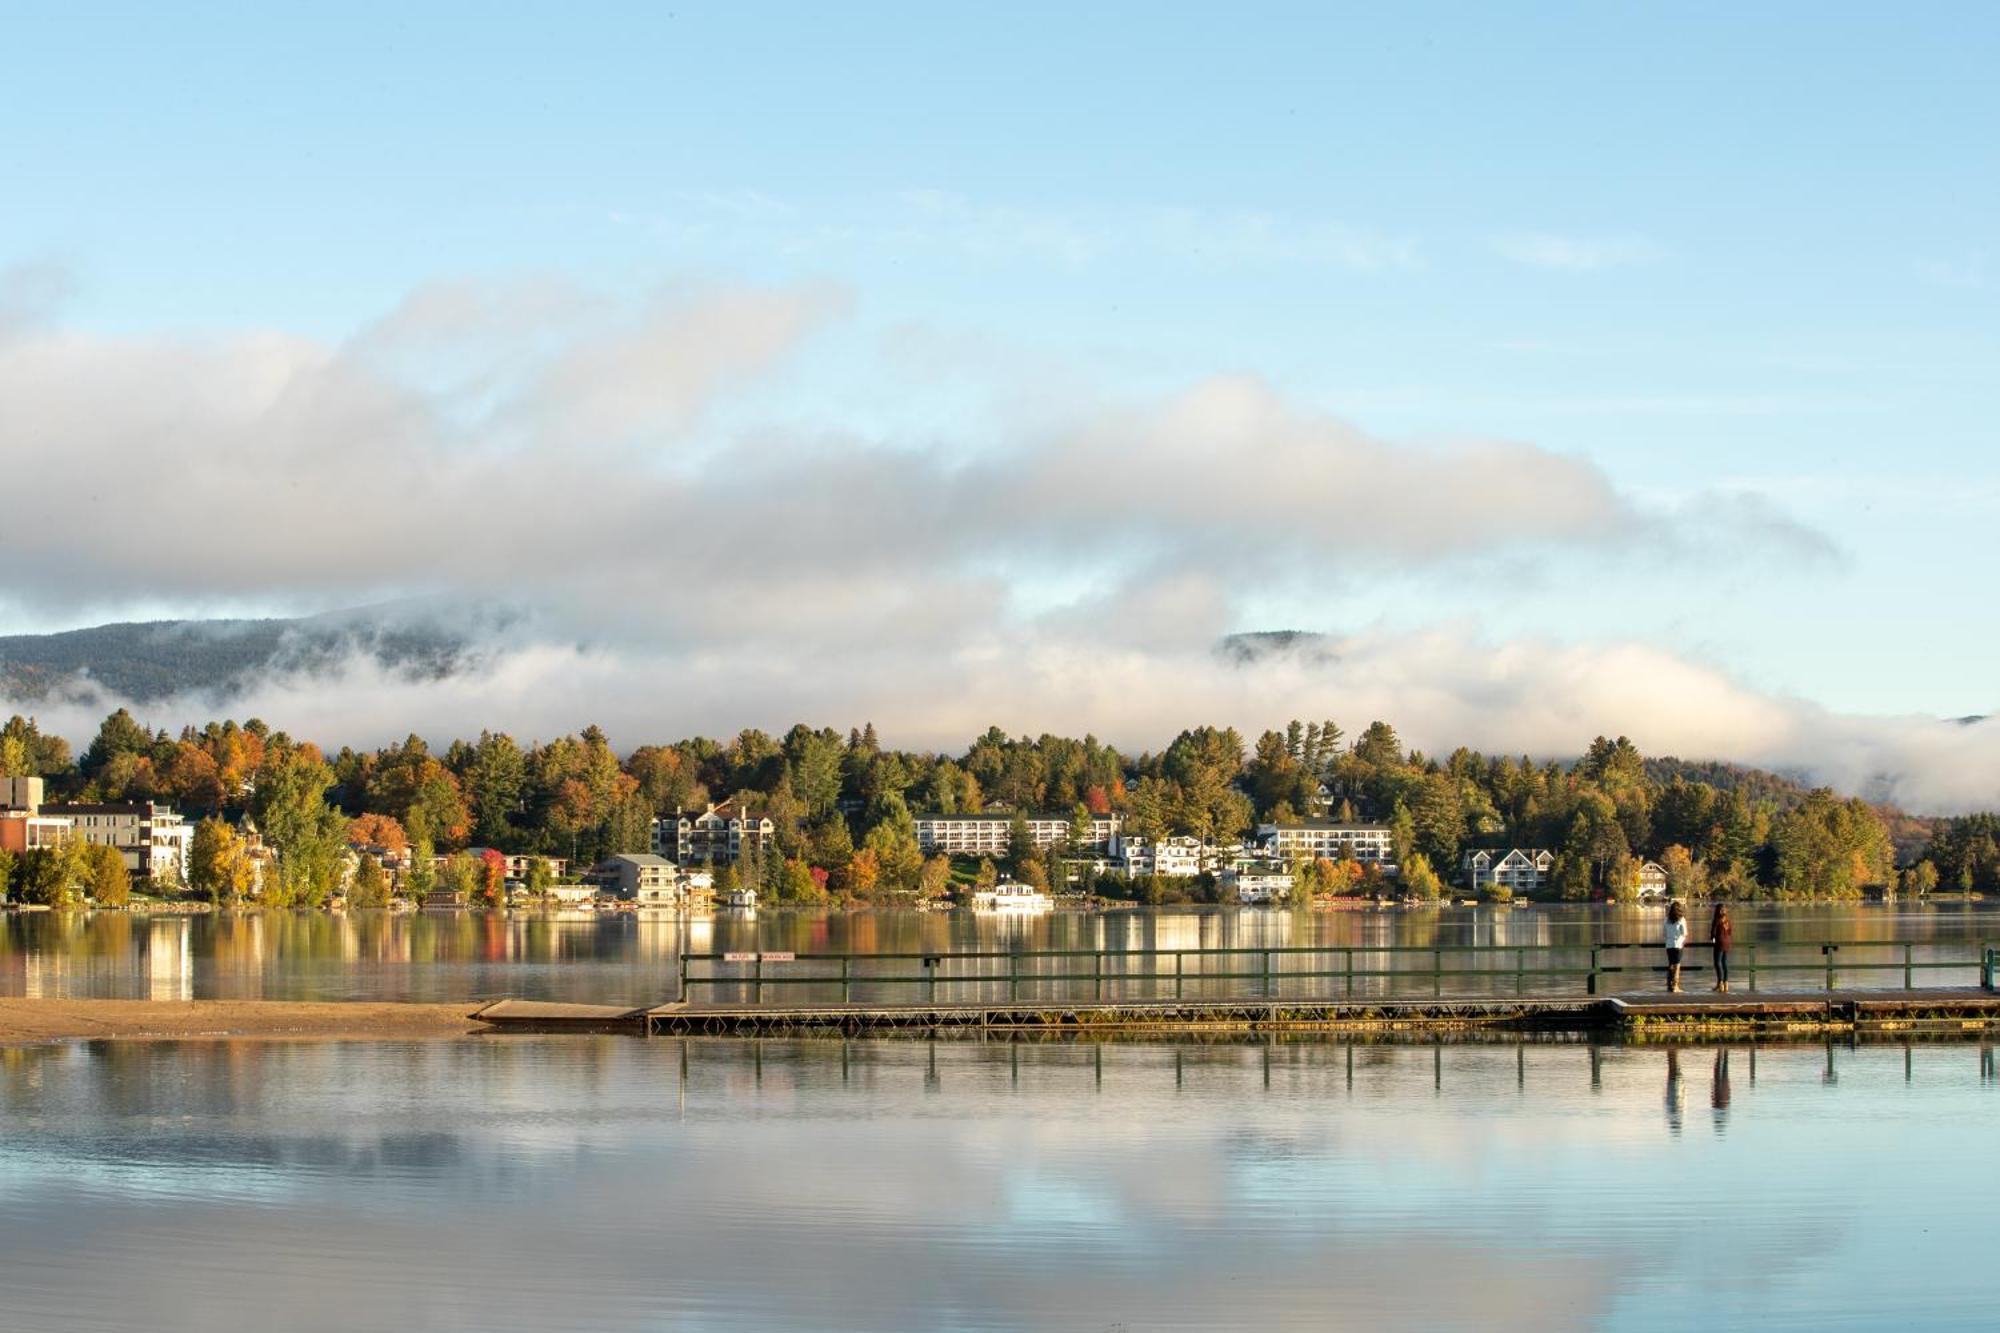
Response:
[1461,848,1555,895]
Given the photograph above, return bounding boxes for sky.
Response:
[1,4,1997,806]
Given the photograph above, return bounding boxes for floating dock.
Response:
[470,988,2000,1038]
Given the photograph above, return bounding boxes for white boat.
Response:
[970,882,1053,913]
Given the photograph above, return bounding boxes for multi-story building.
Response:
[594,853,680,904]
[1255,820,1395,870]
[1461,848,1555,895]
[25,780,193,881]
[914,811,1121,858]
[1226,866,1295,905]
[1634,860,1669,902]
[1110,833,1208,878]
[1,778,73,852]
[656,801,777,866]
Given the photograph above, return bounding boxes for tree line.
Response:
[0,709,1957,906]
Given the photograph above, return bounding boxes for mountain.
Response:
[0,606,493,706]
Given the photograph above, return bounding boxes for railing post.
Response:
[1094,950,1103,1002]
[1515,949,1523,996]
[1586,945,1599,996]
[1824,944,1837,992]
[1904,944,1912,991]
[678,952,688,1004]
[841,955,851,1003]
[753,954,763,1004]
[1009,951,1020,1003]
[1748,942,1757,993]
[1263,949,1272,999]
[1345,946,1354,998]
[1983,944,1995,993]
[1175,950,1184,1000]
[1433,947,1441,997]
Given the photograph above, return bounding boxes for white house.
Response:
[1227,867,1295,904]
[1255,821,1395,871]
[1461,848,1555,895]
[1110,833,1207,878]
[913,812,1120,857]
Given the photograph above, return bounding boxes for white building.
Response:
[1255,821,1395,870]
[914,812,1120,857]
[1227,867,1295,904]
[594,853,681,904]
[655,801,777,866]
[1110,833,1208,878]
[1461,848,1555,895]
[39,799,192,881]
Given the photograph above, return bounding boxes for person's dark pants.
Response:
[1713,948,1729,985]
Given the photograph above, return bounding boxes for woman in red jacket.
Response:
[1710,903,1734,993]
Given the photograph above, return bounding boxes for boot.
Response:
[1720,980,1729,994]
[1667,964,1681,993]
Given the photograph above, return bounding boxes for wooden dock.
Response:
[470,988,2000,1038]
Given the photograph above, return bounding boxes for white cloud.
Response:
[1493,233,1660,273]
[10,275,1961,806]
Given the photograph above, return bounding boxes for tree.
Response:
[346,812,408,855]
[1660,844,1707,900]
[1006,812,1036,869]
[918,854,952,900]
[973,857,999,891]
[1900,859,1939,898]
[437,852,480,902]
[405,808,436,899]
[843,848,880,899]
[1402,852,1443,901]
[189,817,256,905]
[523,856,553,899]
[14,844,87,908]
[252,748,349,907]
[342,854,382,907]
[85,842,130,906]
[81,708,153,780]
[0,846,12,903]
[472,848,508,908]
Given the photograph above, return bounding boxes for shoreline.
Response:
[0,998,490,1045]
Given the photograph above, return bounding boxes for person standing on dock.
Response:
[1710,904,1734,993]
[1664,900,1688,992]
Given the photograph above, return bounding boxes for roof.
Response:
[916,812,1114,822]
[41,802,181,818]
[1258,821,1389,832]
[602,853,675,868]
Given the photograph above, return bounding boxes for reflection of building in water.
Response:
[633,912,685,962]
[147,916,193,1000]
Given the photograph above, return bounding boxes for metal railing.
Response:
[676,939,2000,1006]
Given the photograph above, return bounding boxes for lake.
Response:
[2,902,1996,1004]
[1,1033,1995,1331]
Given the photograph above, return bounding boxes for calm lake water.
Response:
[2,903,1996,1003]
[1,1034,1996,1332]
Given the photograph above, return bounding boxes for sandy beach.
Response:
[0,999,491,1044]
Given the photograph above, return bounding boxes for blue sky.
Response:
[1,3,1997,790]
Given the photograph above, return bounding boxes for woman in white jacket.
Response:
[1663,900,1689,993]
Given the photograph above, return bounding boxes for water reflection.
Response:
[0,1036,1995,1332]
[0,902,1997,1004]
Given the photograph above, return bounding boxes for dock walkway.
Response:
[471,988,2000,1038]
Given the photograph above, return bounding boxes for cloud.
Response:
[1493,233,1660,273]
[9,275,1959,807]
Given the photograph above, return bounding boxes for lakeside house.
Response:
[655,800,777,866]
[1110,833,1209,878]
[1462,848,1555,896]
[913,811,1121,857]
[1255,820,1395,871]
[593,852,680,905]
[1635,860,1669,902]
[4,776,192,881]
[1226,865,1295,904]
